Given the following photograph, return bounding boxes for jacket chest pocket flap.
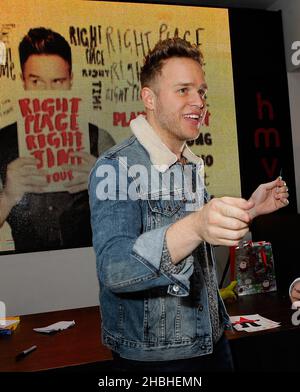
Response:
[147,198,184,217]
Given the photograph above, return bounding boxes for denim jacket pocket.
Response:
[144,291,198,344]
[147,199,184,217]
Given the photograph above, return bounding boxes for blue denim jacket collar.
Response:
[130,114,204,173]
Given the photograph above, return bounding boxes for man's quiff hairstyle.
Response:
[19,27,72,74]
[140,37,204,88]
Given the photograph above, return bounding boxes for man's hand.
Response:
[193,197,254,247]
[4,157,48,205]
[62,151,96,194]
[0,157,48,227]
[248,177,289,220]
[167,196,254,264]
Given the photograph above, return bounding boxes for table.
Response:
[225,292,300,371]
[1,292,299,372]
[225,291,298,338]
[0,306,112,372]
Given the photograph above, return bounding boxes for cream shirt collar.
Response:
[130,115,203,173]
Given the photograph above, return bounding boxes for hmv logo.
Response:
[254,92,281,178]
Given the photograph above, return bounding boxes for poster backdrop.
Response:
[0,0,240,253]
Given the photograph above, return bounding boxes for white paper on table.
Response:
[230,314,280,333]
[33,320,75,333]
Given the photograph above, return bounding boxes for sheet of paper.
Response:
[33,320,75,333]
[230,314,280,333]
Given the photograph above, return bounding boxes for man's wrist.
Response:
[191,209,205,243]
[0,190,17,215]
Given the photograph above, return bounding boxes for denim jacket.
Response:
[89,118,231,361]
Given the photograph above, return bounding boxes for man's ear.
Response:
[141,87,156,111]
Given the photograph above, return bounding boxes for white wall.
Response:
[269,0,300,72]
[0,247,99,316]
[269,0,300,212]
[0,242,233,317]
[287,72,300,213]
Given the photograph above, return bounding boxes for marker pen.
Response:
[16,345,37,360]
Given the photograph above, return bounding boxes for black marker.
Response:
[16,345,37,360]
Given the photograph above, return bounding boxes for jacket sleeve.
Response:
[88,157,194,296]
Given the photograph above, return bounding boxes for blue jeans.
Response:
[111,334,234,373]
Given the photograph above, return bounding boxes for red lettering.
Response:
[126,111,137,126]
[24,115,34,134]
[37,134,46,149]
[113,112,123,126]
[40,114,54,132]
[67,169,74,180]
[46,169,74,184]
[47,132,60,148]
[70,114,79,130]
[70,97,81,113]
[257,92,274,121]
[25,135,37,150]
[113,111,146,127]
[255,92,280,178]
[61,132,73,147]
[33,113,41,133]
[32,98,40,113]
[21,97,86,173]
[53,172,60,182]
[41,98,55,116]
[31,150,44,169]
[57,149,70,165]
[57,147,83,166]
[18,98,32,116]
[46,148,55,168]
[32,147,85,170]
[55,113,68,131]
[61,98,68,112]
[254,127,281,148]
[122,113,128,126]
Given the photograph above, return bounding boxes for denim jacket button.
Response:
[173,285,180,293]
[198,304,203,311]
